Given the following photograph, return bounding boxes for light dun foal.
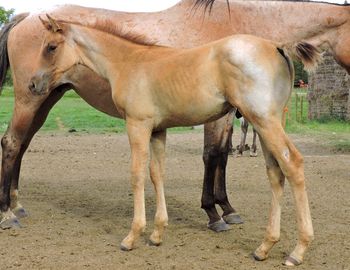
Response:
[29,16,320,266]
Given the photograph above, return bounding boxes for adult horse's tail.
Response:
[0,13,29,93]
[281,42,322,72]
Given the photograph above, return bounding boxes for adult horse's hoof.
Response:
[0,216,21,230]
[283,256,302,266]
[249,151,258,157]
[223,213,244,224]
[12,207,29,219]
[207,218,230,232]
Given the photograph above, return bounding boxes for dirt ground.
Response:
[1,131,349,270]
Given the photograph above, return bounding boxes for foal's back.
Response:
[118,34,292,129]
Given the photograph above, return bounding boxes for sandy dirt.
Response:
[1,131,349,270]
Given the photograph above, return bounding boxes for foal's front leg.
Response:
[149,130,168,246]
[120,120,152,251]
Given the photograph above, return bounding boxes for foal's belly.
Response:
[157,100,232,129]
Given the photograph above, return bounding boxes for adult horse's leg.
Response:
[1,89,65,228]
[253,120,313,266]
[202,110,243,232]
[148,130,168,246]
[121,119,152,251]
[237,117,249,157]
[250,128,258,157]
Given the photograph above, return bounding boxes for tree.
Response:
[0,6,14,27]
[294,61,309,86]
[0,6,15,86]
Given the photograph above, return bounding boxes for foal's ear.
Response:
[39,14,62,33]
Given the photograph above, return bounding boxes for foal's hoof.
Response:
[120,243,133,251]
[0,216,21,230]
[148,239,162,247]
[207,218,230,232]
[12,207,29,219]
[252,252,267,262]
[283,256,302,266]
[223,213,244,224]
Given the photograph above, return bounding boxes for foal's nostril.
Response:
[28,81,36,92]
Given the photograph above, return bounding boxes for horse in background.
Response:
[232,111,258,157]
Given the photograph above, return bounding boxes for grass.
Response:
[1,86,349,145]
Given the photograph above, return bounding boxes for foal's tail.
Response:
[0,13,29,93]
[280,42,322,72]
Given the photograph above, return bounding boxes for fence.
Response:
[284,90,308,127]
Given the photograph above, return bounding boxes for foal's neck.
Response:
[71,24,170,83]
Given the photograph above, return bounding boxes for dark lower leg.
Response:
[238,118,248,155]
[0,133,21,228]
[250,128,258,156]
[201,152,221,224]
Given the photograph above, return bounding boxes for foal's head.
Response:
[29,15,79,95]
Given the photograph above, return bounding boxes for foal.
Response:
[29,16,320,266]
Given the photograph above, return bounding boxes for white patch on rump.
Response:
[224,36,273,117]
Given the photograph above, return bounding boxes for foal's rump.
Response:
[218,35,320,120]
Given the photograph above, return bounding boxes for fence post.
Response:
[295,93,299,122]
[300,95,304,123]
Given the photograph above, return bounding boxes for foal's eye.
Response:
[47,44,57,53]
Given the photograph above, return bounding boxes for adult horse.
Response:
[29,14,318,265]
[0,0,349,232]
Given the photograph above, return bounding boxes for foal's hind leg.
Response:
[253,120,313,266]
[253,138,285,261]
[149,130,168,246]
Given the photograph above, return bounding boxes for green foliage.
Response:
[0,7,15,86]
[293,61,308,84]
[0,6,14,27]
[4,71,12,86]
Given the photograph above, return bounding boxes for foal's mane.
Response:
[58,18,157,46]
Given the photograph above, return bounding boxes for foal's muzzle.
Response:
[28,73,50,95]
